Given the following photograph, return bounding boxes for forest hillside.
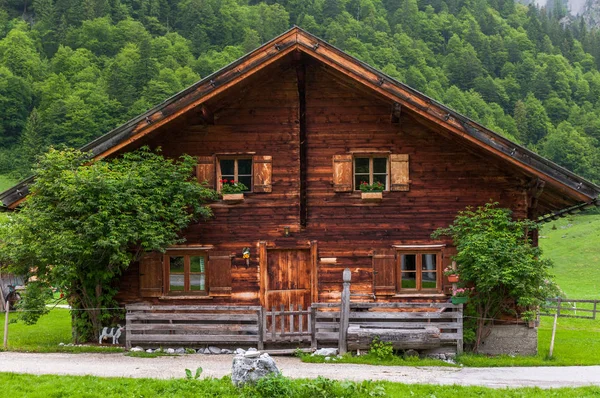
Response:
[1,0,600,184]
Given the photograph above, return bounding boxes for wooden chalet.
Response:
[2,28,599,351]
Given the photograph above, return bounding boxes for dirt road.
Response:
[0,352,599,388]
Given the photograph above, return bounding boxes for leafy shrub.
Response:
[369,336,394,360]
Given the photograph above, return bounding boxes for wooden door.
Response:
[265,249,312,311]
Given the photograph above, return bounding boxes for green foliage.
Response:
[368,336,394,360]
[16,282,53,325]
[184,367,202,380]
[432,201,560,351]
[0,147,217,341]
[0,0,599,183]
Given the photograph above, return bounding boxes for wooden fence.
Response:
[125,269,464,352]
[541,298,599,320]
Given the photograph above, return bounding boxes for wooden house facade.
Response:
[2,28,599,349]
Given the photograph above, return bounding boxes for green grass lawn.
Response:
[0,308,122,353]
[0,174,16,192]
[1,373,599,398]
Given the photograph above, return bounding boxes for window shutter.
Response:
[139,252,163,297]
[208,251,232,296]
[253,155,272,193]
[332,154,353,192]
[390,154,410,191]
[372,249,396,295]
[197,156,215,189]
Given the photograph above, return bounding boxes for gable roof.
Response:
[2,27,599,217]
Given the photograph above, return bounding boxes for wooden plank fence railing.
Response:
[125,269,464,353]
[541,298,599,320]
[125,305,264,349]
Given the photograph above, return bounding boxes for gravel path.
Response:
[1,352,599,389]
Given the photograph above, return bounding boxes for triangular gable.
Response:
[2,27,599,215]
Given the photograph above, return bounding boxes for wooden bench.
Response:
[125,305,264,349]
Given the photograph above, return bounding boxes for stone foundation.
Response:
[478,324,537,356]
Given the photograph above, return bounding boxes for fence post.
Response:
[310,304,317,350]
[3,300,9,350]
[549,297,560,358]
[339,268,351,355]
[456,303,464,355]
[257,307,264,350]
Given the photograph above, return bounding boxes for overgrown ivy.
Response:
[0,147,218,341]
[432,201,560,351]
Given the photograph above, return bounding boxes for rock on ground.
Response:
[312,348,338,356]
[231,353,279,386]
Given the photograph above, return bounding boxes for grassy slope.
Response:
[540,214,600,299]
[459,213,600,366]
[0,174,15,192]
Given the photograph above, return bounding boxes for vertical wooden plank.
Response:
[3,300,9,350]
[126,310,132,350]
[258,307,265,350]
[339,268,351,355]
[310,241,318,304]
[299,304,304,337]
[310,305,317,349]
[271,306,276,340]
[290,303,295,341]
[456,304,463,355]
[259,242,267,308]
[280,304,285,340]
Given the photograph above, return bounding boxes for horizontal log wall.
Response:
[117,57,529,306]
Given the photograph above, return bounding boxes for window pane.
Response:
[354,158,370,174]
[238,175,252,191]
[401,254,416,271]
[238,159,252,175]
[220,159,234,175]
[169,256,184,273]
[355,175,369,190]
[373,158,387,173]
[421,254,437,271]
[169,274,184,291]
[373,174,387,188]
[401,272,416,288]
[422,272,437,289]
[190,256,205,273]
[190,274,206,291]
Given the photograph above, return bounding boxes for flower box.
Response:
[451,296,468,304]
[361,191,383,201]
[222,193,244,204]
[447,274,460,283]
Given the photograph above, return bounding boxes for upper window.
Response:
[398,252,440,291]
[354,157,388,190]
[166,252,207,295]
[219,158,252,192]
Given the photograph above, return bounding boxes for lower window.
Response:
[398,252,440,291]
[165,252,207,294]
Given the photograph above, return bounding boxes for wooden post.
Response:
[456,303,464,355]
[339,268,351,355]
[310,304,317,350]
[259,241,267,308]
[125,308,132,350]
[3,300,9,350]
[257,307,264,350]
[310,241,318,304]
[549,297,560,358]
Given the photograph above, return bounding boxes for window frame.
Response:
[217,157,253,193]
[353,156,389,191]
[395,249,442,293]
[164,251,208,296]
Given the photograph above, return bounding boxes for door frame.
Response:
[259,240,318,307]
